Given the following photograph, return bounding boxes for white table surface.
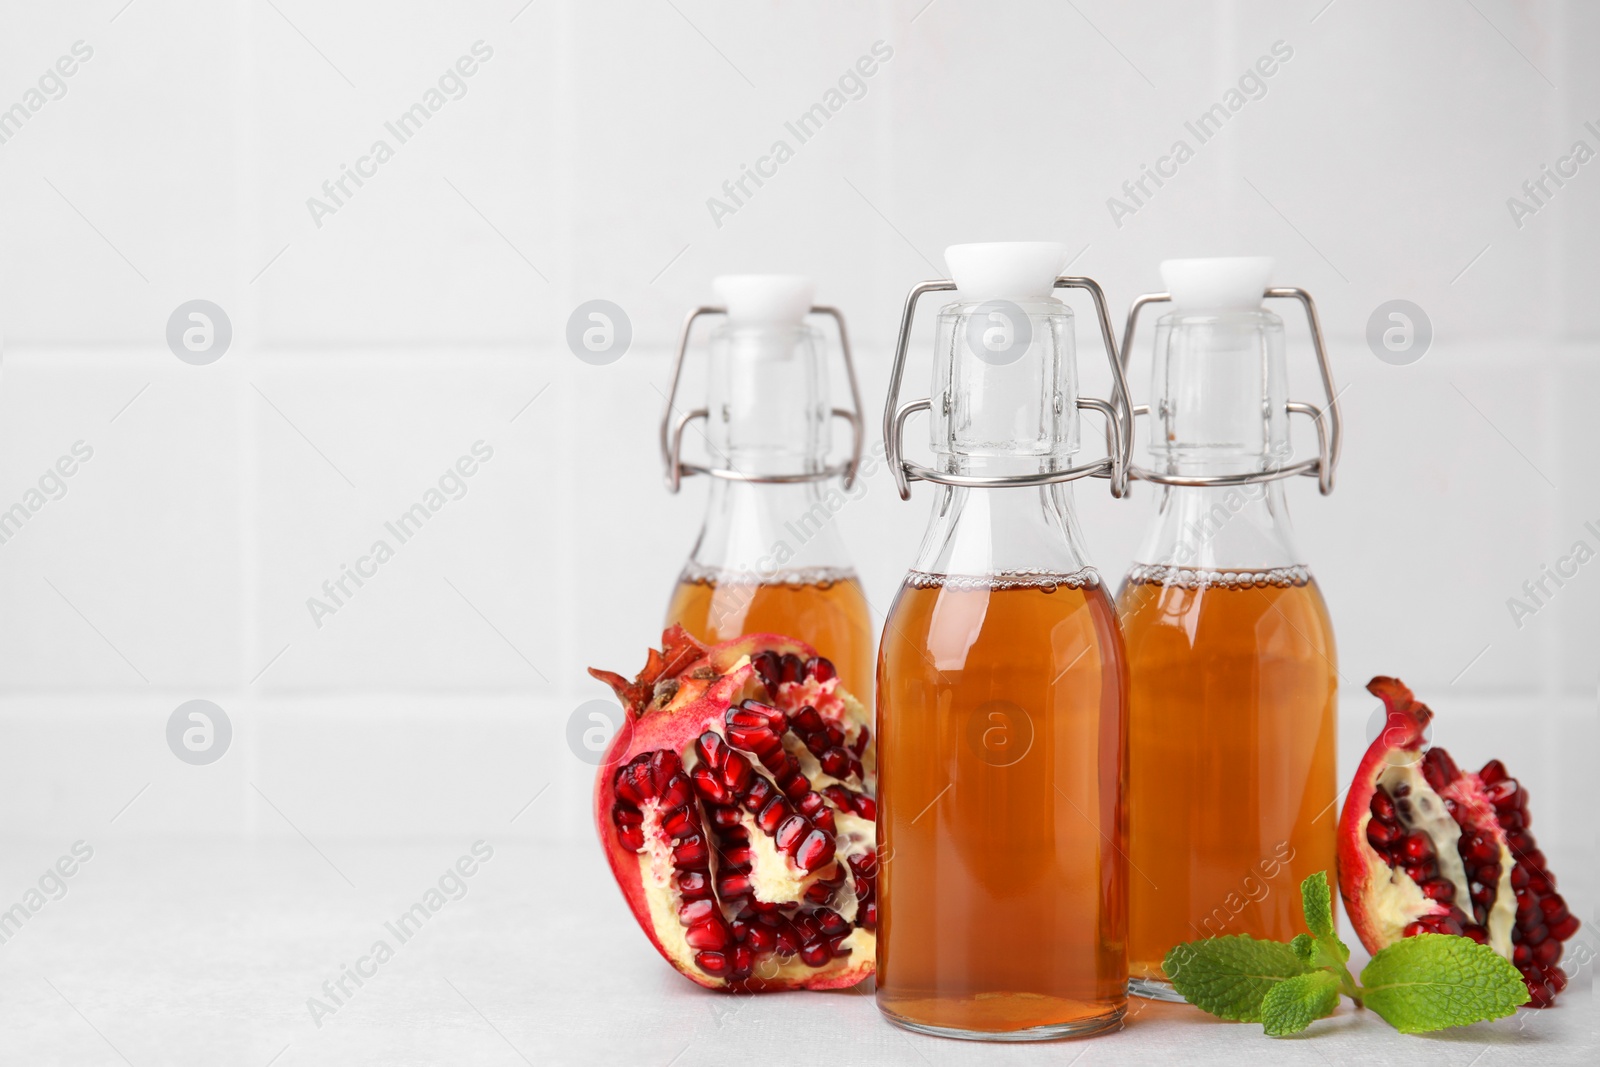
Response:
[1,838,1594,1066]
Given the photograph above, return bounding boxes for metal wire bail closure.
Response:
[658,305,865,494]
[1119,287,1343,495]
[882,276,1134,501]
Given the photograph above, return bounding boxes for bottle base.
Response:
[879,1004,1126,1043]
[1128,976,1187,1002]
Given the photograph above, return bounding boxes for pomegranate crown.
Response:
[1366,675,1433,749]
[589,625,709,718]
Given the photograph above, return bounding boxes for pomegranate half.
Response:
[590,626,877,991]
[1338,676,1579,1007]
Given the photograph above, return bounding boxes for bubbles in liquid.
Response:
[678,563,860,589]
[905,568,1100,593]
[1125,563,1311,590]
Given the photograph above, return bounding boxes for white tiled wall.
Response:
[0,2,1594,903]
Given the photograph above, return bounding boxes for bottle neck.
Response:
[909,483,1095,582]
[1130,480,1307,579]
[707,322,830,480]
[685,478,856,582]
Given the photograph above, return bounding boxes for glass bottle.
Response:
[661,275,874,697]
[1116,257,1344,999]
[875,243,1132,1040]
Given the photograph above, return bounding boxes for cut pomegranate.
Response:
[1338,677,1578,1007]
[591,626,876,992]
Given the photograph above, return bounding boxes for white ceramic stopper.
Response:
[1160,256,1273,313]
[712,275,815,328]
[945,242,1066,302]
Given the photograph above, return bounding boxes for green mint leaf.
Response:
[1261,970,1342,1036]
[1165,935,1311,1022]
[1299,870,1351,965]
[1300,871,1335,939]
[1359,933,1530,1033]
[1290,933,1318,966]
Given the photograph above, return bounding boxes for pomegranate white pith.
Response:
[593,629,877,992]
[1339,677,1579,1008]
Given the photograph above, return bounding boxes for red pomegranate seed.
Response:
[695,951,730,976]
[720,750,754,793]
[728,727,782,757]
[1367,820,1400,849]
[1548,967,1568,992]
[613,766,650,807]
[1549,914,1580,940]
[1401,831,1431,861]
[673,835,710,868]
[1461,832,1497,867]
[1510,865,1531,890]
[691,766,733,806]
[806,656,837,683]
[757,796,792,834]
[679,898,717,925]
[751,651,782,693]
[695,731,728,769]
[686,918,731,950]
[1540,894,1570,923]
[780,654,804,685]
[740,776,774,813]
[1478,758,1507,784]
[1421,879,1456,902]
[1523,924,1550,947]
[1370,788,1397,823]
[794,829,836,871]
[778,769,811,801]
[815,908,849,937]
[791,706,824,733]
[727,705,775,730]
[661,808,698,838]
[1401,861,1434,883]
[850,726,870,756]
[745,924,776,953]
[775,814,811,855]
[1462,925,1488,944]
[799,941,830,967]
[1533,939,1563,966]
[1421,747,1461,790]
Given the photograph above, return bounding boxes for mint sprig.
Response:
[1163,871,1529,1037]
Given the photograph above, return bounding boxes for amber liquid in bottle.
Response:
[1118,567,1337,985]
[666,567,874,697]
[877,572,1128,1035]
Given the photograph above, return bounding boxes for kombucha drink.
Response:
[1118,567,1336,986]
[875,242,1132,1039]
[876,572,1128,1034]
[666,566,874,697]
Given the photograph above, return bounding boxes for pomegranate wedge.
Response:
[1338,676,1578,1007]
[591,627,876,991]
